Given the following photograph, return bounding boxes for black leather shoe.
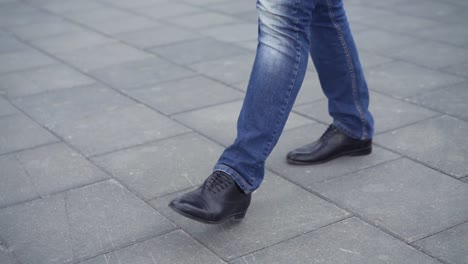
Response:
[286,125,372,165]
[168,171,251,224]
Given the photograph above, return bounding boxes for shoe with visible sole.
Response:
[286,125,372,165]
[168,171,251,224]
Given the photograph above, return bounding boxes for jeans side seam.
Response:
[326,0,367,140]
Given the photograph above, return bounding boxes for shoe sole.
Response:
[168,203,246,225]
[286,146,372,165]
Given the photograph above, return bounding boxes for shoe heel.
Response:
[349,146,372,156]
[233,211,247,220]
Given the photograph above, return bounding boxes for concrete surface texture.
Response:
[0,0,467,263]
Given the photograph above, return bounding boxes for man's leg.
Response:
[287,0,374,165]
[169,0,316,223]
[215,0,316,193]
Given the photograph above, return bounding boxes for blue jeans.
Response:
[214,0,374,193]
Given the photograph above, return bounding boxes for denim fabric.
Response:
[214,0,374,193]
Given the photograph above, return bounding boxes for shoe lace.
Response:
[205,172,234,194]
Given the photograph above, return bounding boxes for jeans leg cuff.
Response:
[213,164,253,194]
[333,120,369,140]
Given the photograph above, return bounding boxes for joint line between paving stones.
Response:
[10,2,467,263]
[228,215,354,263]
[88,131,194,159]
[3,12,250,141]
[1,93,184,262]
[2,18,264,262]
[144,202,231,262]
[372,138,466,182]
[2,28,200,137]
[301,155,403,186]
[373,113,445,136]
[411,218,468,245]
[264,165,452,264]
[371,88,468,123]
[342,2,468,49]
[94,0,248,31]
[0,133,61,158]
[20,1,461,186]
[72,227,179,264]
[20,0,270,97]
[0,243,21,264]
[167,98,244,117]
[0,177,111,211]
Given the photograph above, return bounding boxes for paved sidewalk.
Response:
[0,0,467,263]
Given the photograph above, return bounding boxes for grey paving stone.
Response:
[150,38,249,65]
[0,180,175,264]
[0,114,58,155]
[414,222,468,264]
[93,133,223,200]
[0,154,39,207]
[54,104,190,156]
[442,62,468,78]
[9,20,86,41]
[233,39,257,51]
[189,53,255,85]
[98,0,167,9]
[313,158,468,242]
[231,217,441,264]
[128,76,244,115]
[0,248,14,264]
[181,0,230,6]
[392,0,461,22]
[353,29,419,54]
[266,123,400,186]
[375,115,468,178]
[234,10,258,23]
[409,82,468,121]
[79,230,225,264]
[0,32,30,54]
[64,6,134,23]
[78,15,160,36]
[0,8,59,27]
[0,97,17,117]
[151,172,349,260]
[167,12,240,29]
[12,84,134,128]
[389,41,468,70]
[173,100,314,146]
[35,0,105,14]
[0,64,95,98]
[56,42,152,72]
[358,12,438,33]
[344,5,394,24]
[294,92,439,134]
[116,26,201,49]
[415,23,468,47]
[90,57,196,91]
[358,51,394,69]
[14,143,108,196]
[200,23,257,42]
[294,72,327,105]
[0,50,56,74]
[30,31,116,54]
[135,3,203,19]
[206,1,253,15]
[365,61,465,98]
